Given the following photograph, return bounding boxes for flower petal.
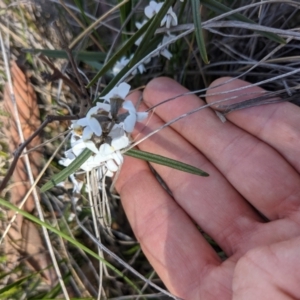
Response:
[138,63,146,74]
[65,149,76,159]
[161,48,172,60]
[95,102,111,112]
[99,143,113,156]
[112,135,129,150]
[84,140,99,154]
[117,82,131,99]
[160,15,167,27]
[122,100,136,112]
[103,167,114,177]
[144,6,155,18]
[76,117,89,127]
[137,111,148,121]
[112,151,123,165]
[123,113,136,133]
[82,126,93,140]
[86,105,100,117]
[106,159,119,172]
[89,118,102,136]
[72,140,86,156]
[59,157,73,167]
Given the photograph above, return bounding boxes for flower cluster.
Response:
[59,82,148,179]
[112,1,179,75]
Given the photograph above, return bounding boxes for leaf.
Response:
[125,149,209,177]
[41,146,209,193]
[40,148,92,192]
[22,48,106,61]
[201,0,286,44]
[191,0,209,64]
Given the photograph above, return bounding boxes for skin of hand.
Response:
[115,76,300,300]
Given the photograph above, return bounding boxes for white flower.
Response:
[144,1,177,28]
[122,100,148,133]
[156,34,176,60]
[112,55,148,76]
[94,134,129,172]
[112,56,130,76]
[144,1,163,19]
[75,102,111,139]
[72,136,99,154]
[100,82,131,103]
[161,7,178,28]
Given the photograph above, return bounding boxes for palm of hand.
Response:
[116,77,300,300]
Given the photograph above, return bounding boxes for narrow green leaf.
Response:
[191,0,209,64]
[201,0,286,44]
[125,149,209,177]
[0,274,32,294]
[0,198,142,295]
[87,19,152,89]
[22,49,106,61]
[118,0,133,44]
[40,148,92,192]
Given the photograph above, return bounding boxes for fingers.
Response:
[142,77,300,222]
[206,77,300,173]
[125,87,265,258]
[116,91,223,298]
[116,81,300,298]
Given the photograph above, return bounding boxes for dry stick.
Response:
[0,114,78,193]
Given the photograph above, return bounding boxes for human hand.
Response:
[116,77,300,300]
